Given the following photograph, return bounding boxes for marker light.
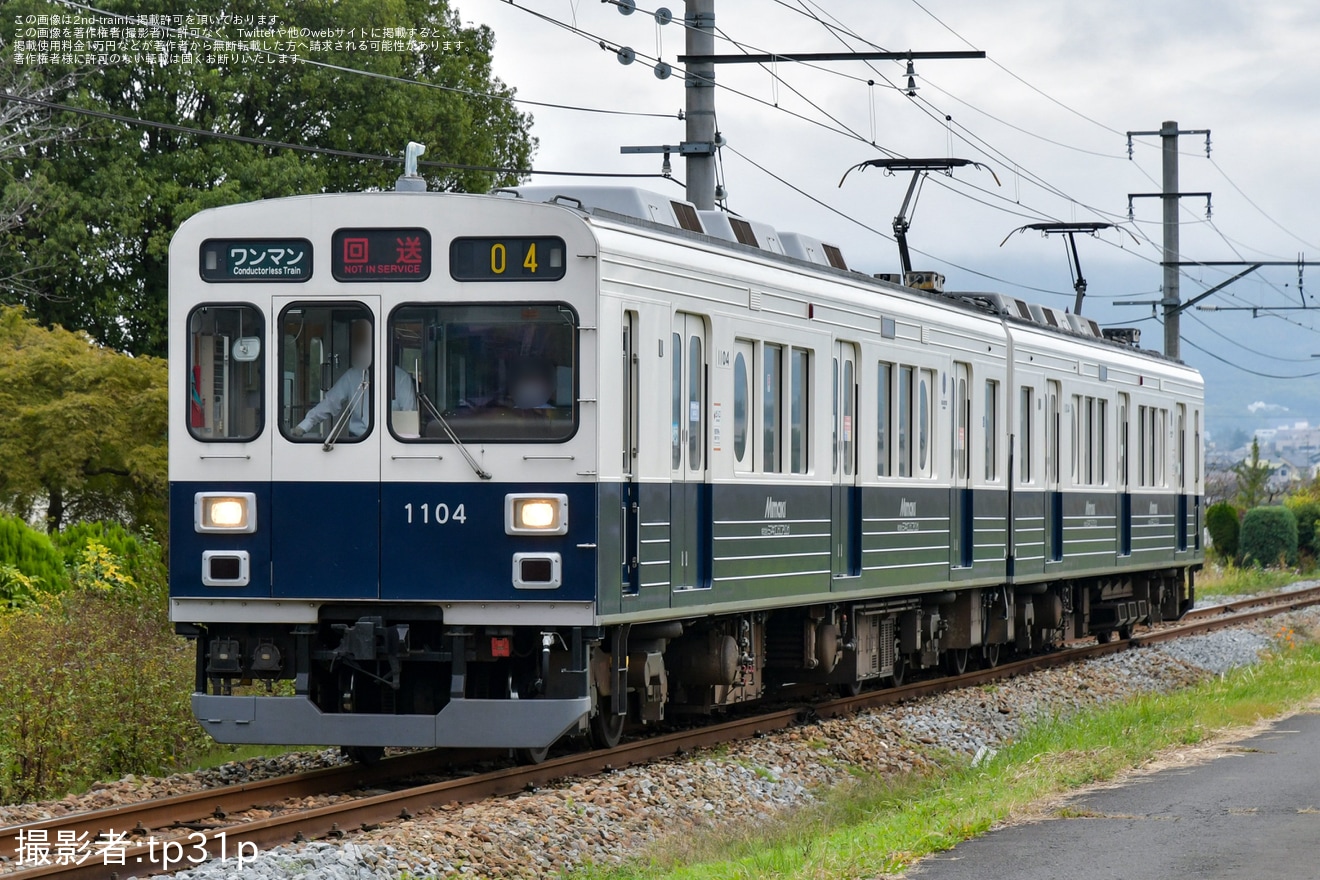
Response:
[505,494,569,535]
[195,492,257,533]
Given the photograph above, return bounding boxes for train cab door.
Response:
[670,313,710,597]
[270,297,382,599]
[950,362,974,570]
[832,342,861,579]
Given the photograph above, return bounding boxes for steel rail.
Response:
[6,584,1320,879]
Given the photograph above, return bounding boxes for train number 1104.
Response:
[403,502,467,524]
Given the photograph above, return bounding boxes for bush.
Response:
[0,522,199,801]
[0,515,70,604]
[1239,506,1298,568]
[1289,501,1320,562]
[0,586,205,802]
[1205,502,1240,561]
[52,521,167,605]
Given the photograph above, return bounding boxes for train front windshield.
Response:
[389,303,578,443]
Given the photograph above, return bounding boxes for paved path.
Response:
[907,708,1320,880]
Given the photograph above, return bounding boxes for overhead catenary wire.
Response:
[0,92,687,182]
[51,0,681,120]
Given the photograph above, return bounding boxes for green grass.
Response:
[1195,562,1308,599]
[571,641,1320,880]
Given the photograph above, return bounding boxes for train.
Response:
[168,163,1204,762]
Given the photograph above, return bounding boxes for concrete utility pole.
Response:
[1160,121,1181,359]
[1126,121,1211,360]
[684,0,716,210]
[624,1,982,210]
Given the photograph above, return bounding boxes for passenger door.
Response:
[951,362,974,569]
[1118,393,1132,556]
[670,313,710,595]
[621,311,641,596]
[1045,379,1064,564]
[832,342,861,579]
[270,297,381,599]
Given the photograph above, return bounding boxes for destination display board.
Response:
[200,239,312,282]
[331,228,432,282]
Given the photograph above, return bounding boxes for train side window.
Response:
[918,368,934,477]
[279,302,374,443]
[1193,409,1201,486]
[790,347,809,474]
[671,332,682,469]
[1019,386,1033,483]
[897,366,913,477]
[187,304,264,442]
[1118,393,1129,487]
[688,334,703,472]
[832,358,839,475]
[842,357,854,477]
[1138,405,1148,486]
[764,344,782,473]
[1096,399,1107,485]
[733,344,752,472]
[984,379,998,481]
[1157,407,1168,486]
[1046,380,1060,484]
[1070,394,1081,484]
[877,362,892,476]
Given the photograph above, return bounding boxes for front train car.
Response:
[168,187,603,755]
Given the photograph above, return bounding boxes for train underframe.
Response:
[185,567,1194,761]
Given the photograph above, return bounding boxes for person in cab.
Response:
[290,319,417,439]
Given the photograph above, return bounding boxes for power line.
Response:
[0,92,686,181]
[1209,156,1318,251]
[501,0,905,152]
[51,0,680,120]
[724,144,1076,298]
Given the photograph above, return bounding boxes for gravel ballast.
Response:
[8,608,1316,880]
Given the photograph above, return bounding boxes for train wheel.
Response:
[1096,630,1113,644]
[982,642,1001,668]
[514,745,550,765]
[341,746,384,765]
[1117,624,1134,641]
[589,710,626,750]
[889,648,906,687]
[838,679,863,697]
[944,648,969,676]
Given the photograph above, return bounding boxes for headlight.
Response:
[505,494,568,535]
[195,492,257,534]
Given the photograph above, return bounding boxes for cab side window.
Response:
[187,304,264,442]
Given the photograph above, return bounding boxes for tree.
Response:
[1204,502,1240,562]
[0,52,79,300]
[0,0,535,356]
[0,306,166,534]
[1232,439,1274,510]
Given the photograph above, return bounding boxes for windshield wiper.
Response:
[322,371,369,451]
[418,390,493,480]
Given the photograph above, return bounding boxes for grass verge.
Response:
[574,640,1320,880]
[1195,563,1308,599]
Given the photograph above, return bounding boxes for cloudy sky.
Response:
[461,1,1320,435]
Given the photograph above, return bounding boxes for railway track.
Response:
[5,583,1318,880]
